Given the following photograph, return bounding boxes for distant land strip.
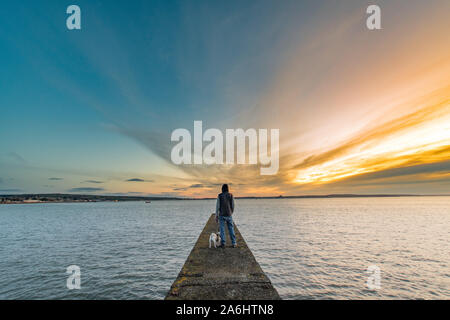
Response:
[1,193,449,204]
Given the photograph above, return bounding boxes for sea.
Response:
[0,197,449,299]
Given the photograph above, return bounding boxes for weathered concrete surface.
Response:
[166,214,280,300]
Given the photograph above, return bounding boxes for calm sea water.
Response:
[0,197,449,299]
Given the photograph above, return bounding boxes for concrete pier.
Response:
[166,214,280,300]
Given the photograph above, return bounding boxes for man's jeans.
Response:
[219,215,236,246]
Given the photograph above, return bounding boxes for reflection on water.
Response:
[0,197,449,299]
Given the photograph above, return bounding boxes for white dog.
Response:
[209,232,221,248]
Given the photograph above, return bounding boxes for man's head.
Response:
[222,184,229,193]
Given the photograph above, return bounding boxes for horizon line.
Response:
[2,193,450,201]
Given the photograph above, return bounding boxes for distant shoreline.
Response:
[1,193,449,204]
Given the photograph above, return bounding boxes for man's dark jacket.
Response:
[217,192,234,217]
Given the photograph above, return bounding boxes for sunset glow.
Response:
[295,99,450,185]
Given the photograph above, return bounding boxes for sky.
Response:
[0,0,449,197]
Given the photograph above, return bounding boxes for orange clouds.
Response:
[293,92,450,185]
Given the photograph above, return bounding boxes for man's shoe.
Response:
[219,244,225,249]
[232,244,237,248]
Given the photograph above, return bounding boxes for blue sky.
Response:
[1,0,449,196]
[0,0,313,194]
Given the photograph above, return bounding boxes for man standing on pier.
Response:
[215,184,237,248]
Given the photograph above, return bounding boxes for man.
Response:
[215,184,237,248]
